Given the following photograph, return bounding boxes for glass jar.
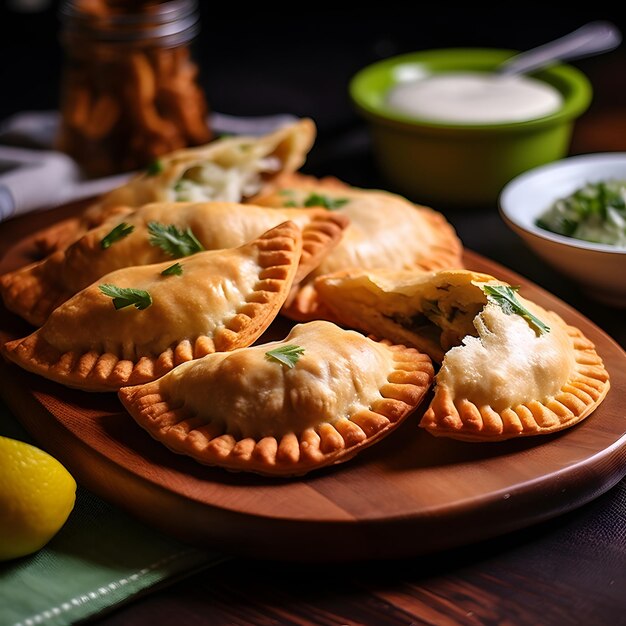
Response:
[56,0,212,178]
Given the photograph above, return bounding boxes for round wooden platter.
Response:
[1,204,625,562]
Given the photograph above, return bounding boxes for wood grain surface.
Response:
[1,202,625,562]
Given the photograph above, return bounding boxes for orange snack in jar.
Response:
[57,0,211,178]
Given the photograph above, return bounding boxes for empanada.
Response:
[1,202,348,327]
[253,180,463,320]
[420,301,610,441]
[314,267,610,440]
[35,118,316,253]
[118,320,434,476]
[315,268,504,362]
[3,222,302,392]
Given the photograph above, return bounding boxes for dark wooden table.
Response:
[1,10,625,625]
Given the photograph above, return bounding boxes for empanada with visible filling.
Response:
[252,180,463,320]
[314,267,610,440]
[118,320,434,476]
[315,268,502,363]
[35,119,316,253]
[420,301,610,441]
[3,222,302,392]
[1,202,348,327]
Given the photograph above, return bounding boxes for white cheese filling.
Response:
[437,303,575,410]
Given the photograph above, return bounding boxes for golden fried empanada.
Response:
[253,180,463,320]
[3,222,302,392]
[35,119,316,253]
[315,268,504,362]
[1,202,348,327]
[420,301,610,441]
[118,320,434,476]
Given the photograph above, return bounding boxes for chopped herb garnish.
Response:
[283,200,298,207]
[279,189,295,196]
[265,344,305,369]
[303,193,349,210]
[100,222,134,249]
[99,284,152,310]
[145,159,164,176]
[161,262,183,276]
[173,180,185,192]
[148,221,205,258]
[478,284,550,336]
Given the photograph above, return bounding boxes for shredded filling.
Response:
[170,156,281,202]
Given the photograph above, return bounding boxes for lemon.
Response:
[0,435,76,561]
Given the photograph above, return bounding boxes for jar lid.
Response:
[59,0,200,46]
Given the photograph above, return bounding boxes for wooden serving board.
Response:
[1,202,625,562]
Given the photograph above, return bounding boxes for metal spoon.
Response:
[498,21,622,76]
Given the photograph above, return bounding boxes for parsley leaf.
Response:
[161,262,183,276]
[265,344,305,369]
[303,193,349,210]
[99,284,152,310]
[100,222,134,249]
[478,284,550,336]
[145,159,164,176]
[147,222,205,258]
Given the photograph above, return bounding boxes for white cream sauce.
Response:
[386,72,562,124]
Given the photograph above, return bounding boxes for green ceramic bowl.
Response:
[349,48,592,207]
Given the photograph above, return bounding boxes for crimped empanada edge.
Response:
[0,253,74,328]
[294,210,350,283]
[419,323,611,442]
[118,340,434,476]
[414,207,465,272]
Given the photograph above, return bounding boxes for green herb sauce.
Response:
[535,180,626,247]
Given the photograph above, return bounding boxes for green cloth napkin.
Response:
[0,399,226,626]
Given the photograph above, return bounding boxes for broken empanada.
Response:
[3,222,302,392]
[420,301,610,441]
[35,118,316,253]
[1,202,348,327]
[118,320,434,476]
[315,268,504,362]
[253,180,463,320]
[314,267,610,440]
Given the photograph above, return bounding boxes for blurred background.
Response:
[2,2,626,178]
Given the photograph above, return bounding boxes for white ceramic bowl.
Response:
[499,153,626,307]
